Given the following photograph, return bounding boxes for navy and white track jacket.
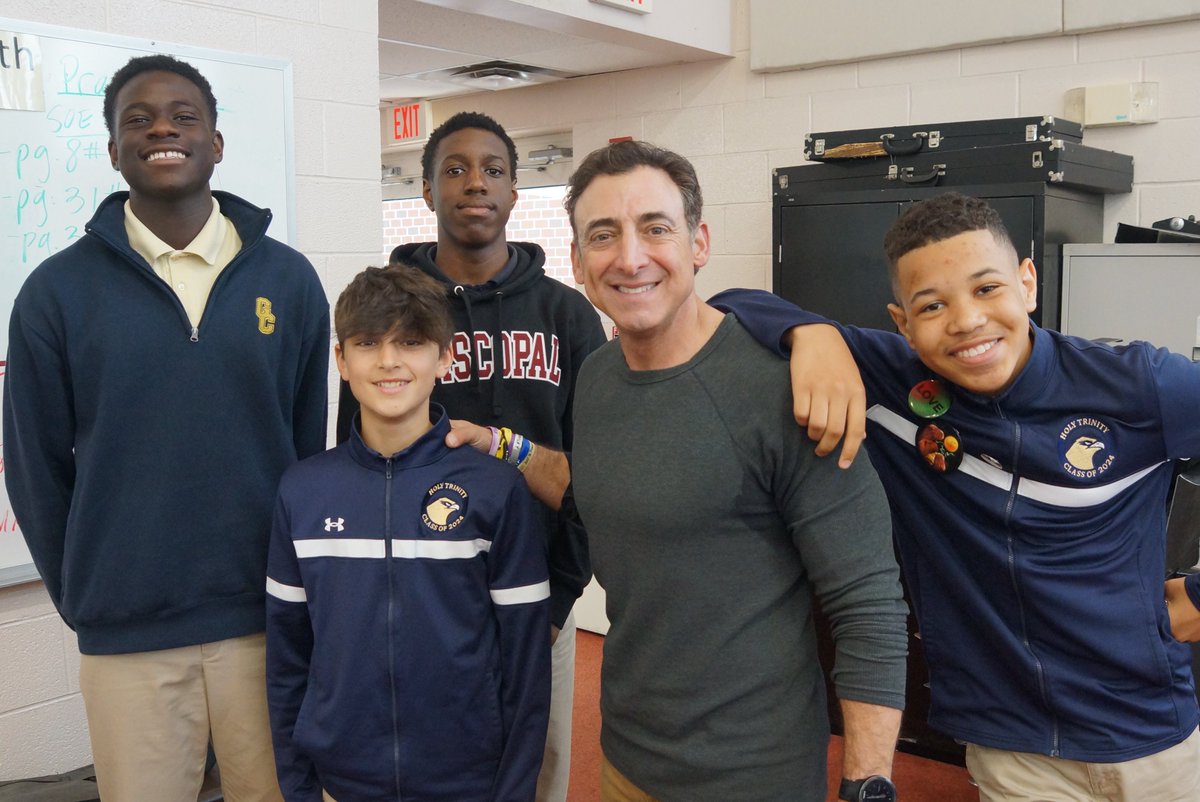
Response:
[337,242,607,629]
[715,289,1200,763]
[266,408,550,801]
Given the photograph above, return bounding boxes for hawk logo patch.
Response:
[1058,417,1115,480]
[423,482,467,532]
[256,297,276,335]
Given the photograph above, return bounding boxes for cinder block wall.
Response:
[428,4,1200,302]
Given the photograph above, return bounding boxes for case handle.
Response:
[897,164,946,185]
[881,131,928,156]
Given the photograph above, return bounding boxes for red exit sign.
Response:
[389,101,429,145]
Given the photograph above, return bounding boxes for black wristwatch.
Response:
[838,775,896,802]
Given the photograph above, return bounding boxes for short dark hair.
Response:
[104,54,218,135]
[421,111,518,181]
[335,264,454,350]
[564,140,703,236]
[884,192,1015,287]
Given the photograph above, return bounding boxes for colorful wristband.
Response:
[495,427,514,461]
[506,433,526,466]
[516,440,536,473]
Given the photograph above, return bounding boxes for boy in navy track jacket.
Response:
[266,265,551,802]
[336,115,605,802]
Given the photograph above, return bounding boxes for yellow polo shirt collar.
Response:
[124,197,242,328]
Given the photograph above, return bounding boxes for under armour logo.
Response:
[324,517,344,532]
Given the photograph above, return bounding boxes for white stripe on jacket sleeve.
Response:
[266,577,308,603]
[490,580,551,606]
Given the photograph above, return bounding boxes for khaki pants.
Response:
[536,610,577,802]
[600,755,661,802]
[79,633,282,802]
[966,727,1200,802]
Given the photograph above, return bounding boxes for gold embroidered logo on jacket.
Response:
[256,297,276,334]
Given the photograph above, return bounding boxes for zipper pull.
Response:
[190,326,199,343]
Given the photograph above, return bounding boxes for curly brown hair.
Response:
[884,193,1015,291]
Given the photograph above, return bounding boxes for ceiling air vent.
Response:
[414,60,575,92]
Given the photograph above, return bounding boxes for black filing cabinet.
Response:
[777,180,1111,766]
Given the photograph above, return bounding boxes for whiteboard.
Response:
[0,18,296,586]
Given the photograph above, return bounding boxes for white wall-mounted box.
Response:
[1064,83,1158,127]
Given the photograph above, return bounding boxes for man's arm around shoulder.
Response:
[444,419,588,632]
[445,419,569,510]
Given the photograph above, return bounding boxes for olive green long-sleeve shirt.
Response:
[571,314,907,802]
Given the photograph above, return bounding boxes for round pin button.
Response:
[908,379,951,419]
[916,422,963,473]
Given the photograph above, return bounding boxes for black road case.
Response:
[805,115,1083,161]
[780,140,1133,196]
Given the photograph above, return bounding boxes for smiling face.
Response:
[107,70,222,208]
[336,330,451,455]
[887,229,1038,397]
[570,165,710,355]
[422,127,517,252]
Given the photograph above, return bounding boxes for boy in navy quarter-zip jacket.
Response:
[266,266,550,802]
[4,54,328,802]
